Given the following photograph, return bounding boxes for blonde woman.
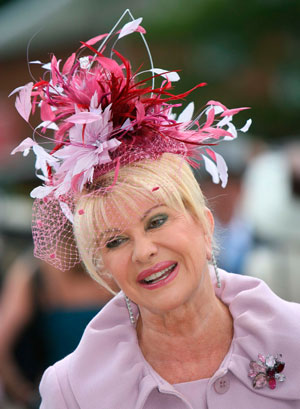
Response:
[11,12,299,409]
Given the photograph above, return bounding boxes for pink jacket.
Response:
[39,269,300,408]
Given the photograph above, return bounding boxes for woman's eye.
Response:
[147,214,168,230]
[106,237,127,249]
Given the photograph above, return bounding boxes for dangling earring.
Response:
[211,252,221,288]
[124,295,136,325]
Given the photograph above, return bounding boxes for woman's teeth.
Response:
[143,263,177,284]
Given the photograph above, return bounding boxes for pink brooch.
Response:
[248,354,286,390]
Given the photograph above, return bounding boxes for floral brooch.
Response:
[248,354,286,390]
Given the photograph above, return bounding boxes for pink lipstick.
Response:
[137,261,178,290]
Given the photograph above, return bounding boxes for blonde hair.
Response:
[74,153,211,294]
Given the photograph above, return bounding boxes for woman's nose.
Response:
[131,235,158,264]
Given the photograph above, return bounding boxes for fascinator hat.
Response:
[11,9,251,271]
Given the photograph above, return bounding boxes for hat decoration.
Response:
[10,9,251,269]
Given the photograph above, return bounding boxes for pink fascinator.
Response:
[11,9,251,270]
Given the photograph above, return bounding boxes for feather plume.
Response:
[15,82,33,122]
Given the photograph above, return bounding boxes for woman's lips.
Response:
[138,262,179,290]
[137,260,177,282]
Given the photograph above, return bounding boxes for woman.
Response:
[11,11,300,409]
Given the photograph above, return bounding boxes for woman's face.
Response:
[100,199,214,315]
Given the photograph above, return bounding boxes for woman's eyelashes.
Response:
[106,236,128,249]
[146,213,168,230]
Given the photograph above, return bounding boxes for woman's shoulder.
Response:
[39,292,147,408]
[218,269,300,332]
[39,358,79,409]
[221,268,300,305]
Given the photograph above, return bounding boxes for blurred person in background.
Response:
[0,183,116,407]
[199,138,265,276]
[0,249,116,408]
[242,140,300,302]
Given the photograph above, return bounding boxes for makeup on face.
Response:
[100,201,212,316]
[137,260,179,290]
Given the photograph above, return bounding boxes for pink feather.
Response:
[221,107,250,117]
[136,26,146,34]
[206,148,216,162]
[203,107,215,128]
[118,18,143,39]
[67,112,102,124]
[96,56,124,78]
[71,171,84,192]
[135,100,145,123]
[15,82,33,122]
[62,53,76,75]
[51,55,59,86]
[206,100,227,111]
[201,127,232,138]
[11,137,35,155]
[105,157,120,192]
[80,33,109,48]
[41,101,56,122]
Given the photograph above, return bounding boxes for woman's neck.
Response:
[136,275,233,383]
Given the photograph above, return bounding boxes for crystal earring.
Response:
[211,252,221,288]
[124,295,136,325]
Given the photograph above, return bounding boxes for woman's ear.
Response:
[204,207,214,260]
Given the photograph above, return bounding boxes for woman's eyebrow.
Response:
[99,228,121,239]
[100,205,165,237]
[140,204,164,221]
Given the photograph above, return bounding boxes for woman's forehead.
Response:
[98,196,164,230]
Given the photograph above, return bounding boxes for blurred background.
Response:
[0,0,299,407]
